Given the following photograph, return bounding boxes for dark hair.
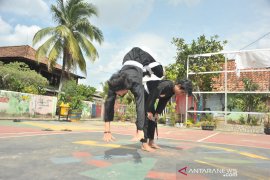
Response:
[175,79,193,96]
[108,72,132,92]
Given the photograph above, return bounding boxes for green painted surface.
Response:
[80,158,157,180]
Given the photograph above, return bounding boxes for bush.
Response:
[227,119,237,125]
[250,116,259,126]
[238,115,246,125]
[185,119,193,127]
[158,117,165,124]
[0,62,48,94]
[58,79,96,111]
[194,122,201,127]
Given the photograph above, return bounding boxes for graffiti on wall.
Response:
[81,101,92,119]
[30,95,57,116]
[0,91,30,116]
[0,90,57,118]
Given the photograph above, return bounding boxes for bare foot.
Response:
[141,143,155,152]
[149,143,161,149]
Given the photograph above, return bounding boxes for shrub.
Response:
[158,117,165,124]
[238,115,246,125]
[0,62,48,94]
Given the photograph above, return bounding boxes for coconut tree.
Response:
[33,0,104,91]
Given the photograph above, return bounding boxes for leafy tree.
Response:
[166,35,227,89]
[228,78,269,124]
[58,79,96,110]
[166,35,227,111]
[100,82,109,99]
[33,0,104,91]
[0,62,48,94]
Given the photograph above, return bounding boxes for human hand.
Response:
[131,130,144,141]
[147,112,153,120]
[103,132,116,142]
[154,113,159,121]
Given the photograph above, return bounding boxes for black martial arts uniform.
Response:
[142,80,174,141]
[104,47,163,131]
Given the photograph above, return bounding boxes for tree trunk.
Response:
[58,49,68,92]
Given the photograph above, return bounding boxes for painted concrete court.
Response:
[0,120,269,180]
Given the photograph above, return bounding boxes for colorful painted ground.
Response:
[0,120,269,179]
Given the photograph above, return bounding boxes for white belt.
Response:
[123,60,161,74]
[148,62,160,68]
[144,82,149,94]
[123,60,144,70]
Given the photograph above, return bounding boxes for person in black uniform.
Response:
[103,47,164,151]
[141,79,193,150]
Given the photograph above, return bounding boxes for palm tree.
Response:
[33,0,104,91]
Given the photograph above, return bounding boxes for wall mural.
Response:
[0,90,57,118]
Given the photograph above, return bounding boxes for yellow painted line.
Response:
[202,145,270,160]
[238,152,269,160]
[22,122,101,131]
[195,160,266,180]
[202,145,236,152]
[73,140,135,149]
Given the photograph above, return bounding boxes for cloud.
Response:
[0,16,12,34]
[81,32,176,89]
[168,0,201,6]
[224,0,270,50]
[87,0,154,30]
[0,18,41,46]
[0,0,49,18]
[91,33,175,75]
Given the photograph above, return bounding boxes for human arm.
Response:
[103,89,116,142]
[130,83,145,141]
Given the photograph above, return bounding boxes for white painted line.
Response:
[197,132,220,142]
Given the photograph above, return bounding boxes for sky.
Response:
[1,0,270,91]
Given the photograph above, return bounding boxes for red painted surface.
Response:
[147,171,208,180]
[175,95,193,114]
[203,133,270,149]
[110,125,270,149]
[86,160,111,167]
[146,171,176,180]
[96,104,101,117]
[72,152,92,158]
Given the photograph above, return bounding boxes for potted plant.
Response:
[68,95,84,121]
[58,80,86,122]
[200,114,216,131]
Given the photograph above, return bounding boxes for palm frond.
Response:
[76,32,98,61]
[35,35,58,62]
[32,27,55,46]
[48,40,63,70]
[70,2,98,21]
[91,25,104,44]
[73,18,94,39]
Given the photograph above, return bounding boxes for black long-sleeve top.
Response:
[122,47,156,66]
[145,80,174,114]
[104,65,145,130]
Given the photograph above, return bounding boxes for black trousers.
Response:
[147,120,156,140]
[141,117,156,142]
[141,89,156,143]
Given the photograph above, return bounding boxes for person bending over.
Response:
[141,79,193,151]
